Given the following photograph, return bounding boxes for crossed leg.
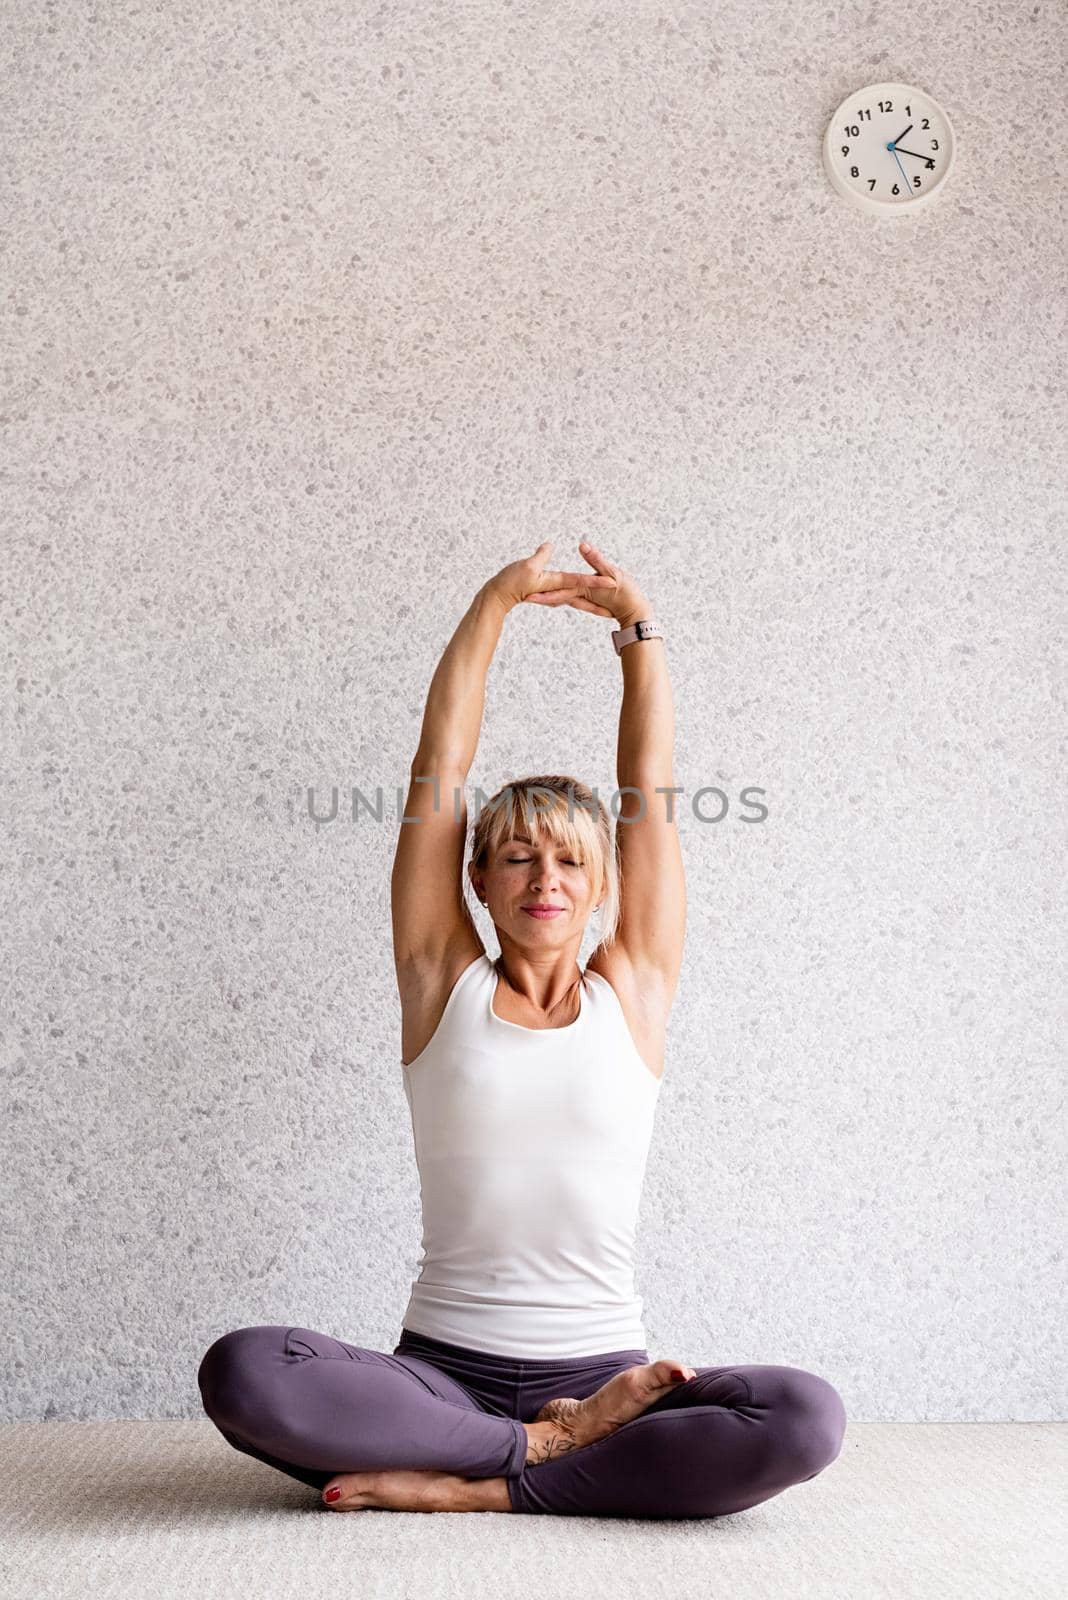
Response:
[197,1324,528,1493]
[508,1362,847,1518]
[198,1326,846,1519]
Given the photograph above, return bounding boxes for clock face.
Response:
[823,81,955,212]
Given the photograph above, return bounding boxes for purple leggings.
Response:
[197,1323,846,1518]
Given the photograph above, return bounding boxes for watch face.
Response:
[824,82,955,211]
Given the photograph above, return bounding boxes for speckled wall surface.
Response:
[2,3,1064,1424]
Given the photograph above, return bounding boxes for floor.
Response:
[1,1420,1063,1599]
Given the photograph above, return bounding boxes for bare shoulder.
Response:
[584,946,679,1082]
[398,931,486,1067]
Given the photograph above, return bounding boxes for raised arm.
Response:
[390,583,510,977]
[614,608,687,997]
[578,541,686,999]
[391,544,617,979]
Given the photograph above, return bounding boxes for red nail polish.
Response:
[324,1487,341,1501]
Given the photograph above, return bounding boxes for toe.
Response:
[658,1360,696,1384]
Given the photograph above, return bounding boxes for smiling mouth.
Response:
[522,906,565,918]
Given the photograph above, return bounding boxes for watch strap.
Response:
[612,618,663,655]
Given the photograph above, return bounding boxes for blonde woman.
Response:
[198,541,846,1518]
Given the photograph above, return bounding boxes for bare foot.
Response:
[532,1359,697,1449]
[321,1467,483,1512]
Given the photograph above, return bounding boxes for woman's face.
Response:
[474,832,597,937]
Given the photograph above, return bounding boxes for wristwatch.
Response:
[612,618,664,655]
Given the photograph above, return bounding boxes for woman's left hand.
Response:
[522,540,652,625]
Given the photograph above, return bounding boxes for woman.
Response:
[197,539,846,1518]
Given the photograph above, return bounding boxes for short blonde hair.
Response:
[469,774,620,951]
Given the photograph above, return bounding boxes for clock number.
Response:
[838,105,938,193]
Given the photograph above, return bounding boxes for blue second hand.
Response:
[888,142,911,195]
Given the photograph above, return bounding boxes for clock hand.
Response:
[885,124,917,191]
[889,145,912,190]
[893,145,936,166]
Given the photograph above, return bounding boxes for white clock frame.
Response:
[823,81,956,215]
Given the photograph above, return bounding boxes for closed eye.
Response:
[507,857,580,866]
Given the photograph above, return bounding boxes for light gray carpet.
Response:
[1,1421,1063,1599]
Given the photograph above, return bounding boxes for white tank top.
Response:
[399,953,662,1358]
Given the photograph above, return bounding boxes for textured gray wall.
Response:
[2,2,1064,1425]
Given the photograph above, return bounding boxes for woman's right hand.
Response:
[484,541,616,612]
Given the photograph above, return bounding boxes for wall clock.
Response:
[822,81,956,215]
